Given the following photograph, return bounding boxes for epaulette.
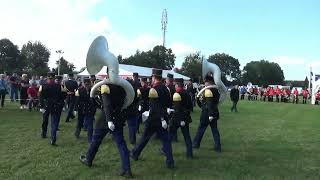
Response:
[101,85,110,94]
[137,89,142,97]
[149,88,159,98]
[75,90,80,97]
[204,89,213,98]
[173,92,182,102]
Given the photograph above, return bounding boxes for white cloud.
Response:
[0,0,195,70]
[272,56,306,66]
[170,42,197,67]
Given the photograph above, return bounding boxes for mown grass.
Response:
[0,99,320,180]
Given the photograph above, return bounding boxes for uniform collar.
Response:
[176,87,183,93]
[152,81,162,88]
[47,80,55,84]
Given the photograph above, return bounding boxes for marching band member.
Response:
[39,72,66,146]
[126,72,141,145]
[169,78,193,158]
[131,68,175,169]
[193,74,221,152]
[64,73,78,122]
[74,78,97,142]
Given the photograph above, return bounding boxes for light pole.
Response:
[56,50,64,75]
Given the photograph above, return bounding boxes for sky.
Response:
[0,0,319,80]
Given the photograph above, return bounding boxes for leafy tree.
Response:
[208,53,241,85]
[0,38,24,73]
[20,41,50,75]
[121,45,176,70]
[56,57,75,75]
[180,52,203,83]
[242,60,284,86]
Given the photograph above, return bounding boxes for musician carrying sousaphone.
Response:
[192,59,227,153]
[79,36,135,178]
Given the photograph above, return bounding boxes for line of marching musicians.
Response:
[38,69,221,178]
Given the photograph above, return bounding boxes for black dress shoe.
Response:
[80,155,92,167]
[74,129,80,139]
[214,147,221,153]
[166,163,174,169]
[50,141,57,146]
[41,134,47,139]
[118,170,133,178]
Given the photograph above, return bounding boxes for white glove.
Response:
[138,105,142,111]
[180,121,186,127]
[209,116,214,122]
[161,119,168,129]
[142,111,149,122]
[39,108,45,114]
[73,111,77,116]
[167,108,174,114]
[108,121,115,131]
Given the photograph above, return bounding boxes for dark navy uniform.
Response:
[131,69,174,169]
[74,79,96,142]
[169,78,193,158]
[193,76,221,152]
[137,79,150,132]
[39,73,65,145]
[80,84,132,176]
[64,74,78,122]
[126,74,141,145]
[166,73,177,142]
[55,75,67,129]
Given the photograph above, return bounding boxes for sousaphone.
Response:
[86,36,134,109]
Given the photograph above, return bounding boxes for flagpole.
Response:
[308,66,312,92]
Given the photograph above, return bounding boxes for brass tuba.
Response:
[197,59,227,102]
[86,36,134,109]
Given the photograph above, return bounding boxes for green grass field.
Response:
[1,100,320,180]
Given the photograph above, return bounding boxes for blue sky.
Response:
[1,0,319,80]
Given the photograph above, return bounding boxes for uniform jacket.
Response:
[197,87,220,121]
[230,88,239,102]
[126,79,141,117]
[75,86,97,116]
[148,82,171,126]
[171,87,193,127]
[64,79,78,96]
[39,81,65,113]
[138,85,150,112]
[95,84,127,129]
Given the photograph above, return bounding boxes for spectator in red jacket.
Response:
[268,87,274,102]
[302,88,309,104]
[275,86,281,102]
[27,82,39,111]
[315,90,320,105]
[293,88,299,104]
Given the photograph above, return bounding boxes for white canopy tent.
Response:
[78,64,191,80]
[311,74,320,105]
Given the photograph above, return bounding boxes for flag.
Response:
[315,74,320,81]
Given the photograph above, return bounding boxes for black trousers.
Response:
[231,101,238,112]
[0,89,6,107]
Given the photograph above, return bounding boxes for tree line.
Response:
[1,38,286,86]
[0,38,75,76]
